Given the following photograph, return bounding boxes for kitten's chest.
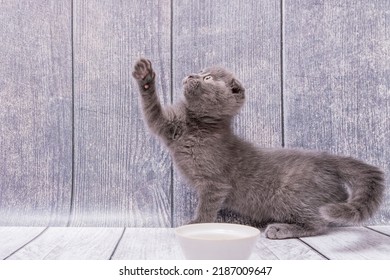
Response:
[170,135,226,179]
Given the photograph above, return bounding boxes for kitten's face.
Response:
[182,66,245,118]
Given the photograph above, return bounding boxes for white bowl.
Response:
[175,223,260,260]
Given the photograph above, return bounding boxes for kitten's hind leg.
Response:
[265,223,327,239]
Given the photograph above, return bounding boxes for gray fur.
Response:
[132,58,384,239]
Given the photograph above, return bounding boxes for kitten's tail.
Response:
[319,159,385,225]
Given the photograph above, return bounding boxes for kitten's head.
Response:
[182,66,245,119]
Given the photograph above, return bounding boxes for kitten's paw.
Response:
[188,218,205,224]
[188,219,200,225]
[265,224,292,239]
[265,223,324,239]
[132,58,155,89]
[188,216,215,224]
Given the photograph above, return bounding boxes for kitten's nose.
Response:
[183,74,199,85]
[183,74,200,84]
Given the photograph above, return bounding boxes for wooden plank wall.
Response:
[284,0,390,223]
[0,0,389,227]
[71,0,172,227]
[0,0,73,226]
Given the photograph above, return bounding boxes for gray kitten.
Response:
[132,58,384,239]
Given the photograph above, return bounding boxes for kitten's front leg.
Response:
[190,182,231,224]
[132,58,169,137]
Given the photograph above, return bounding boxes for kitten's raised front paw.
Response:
[132,58,155,90]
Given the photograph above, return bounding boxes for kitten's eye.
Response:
[203,75,212,81]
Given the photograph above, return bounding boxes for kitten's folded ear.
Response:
[230,78,245,94]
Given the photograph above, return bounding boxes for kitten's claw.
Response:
[132,58,155,90]
[132,58,155,81]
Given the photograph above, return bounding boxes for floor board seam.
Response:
[3,227,49,260]
[297,238,330,260]
[109,227,127,260]
[365,226,390,238]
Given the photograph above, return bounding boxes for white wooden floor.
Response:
[0,226,389,260]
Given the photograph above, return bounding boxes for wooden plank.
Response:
[253,235,325,260]
[283,0,390,224]
[301,227,390,259]
[0,227,46,259]
[172,0,282,226]
[0,0,72,225]
[111,228,184,260]
[5,227,388,260]
[71,0,172,226]
[7,227,123,260]
[368,225,390,236]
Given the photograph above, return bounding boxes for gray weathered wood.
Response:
[0,0,72,226]
[301,227,390,259]
[368,225,390,236]
[7,227,123,260]
[283,0,390,224]
[1,0,389,228]
[111,228,184,260]
[254,234,325,260]
[5,226,388,260]
[71,0,172,227]
[0,227,46,259]
[172,0,282,226]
